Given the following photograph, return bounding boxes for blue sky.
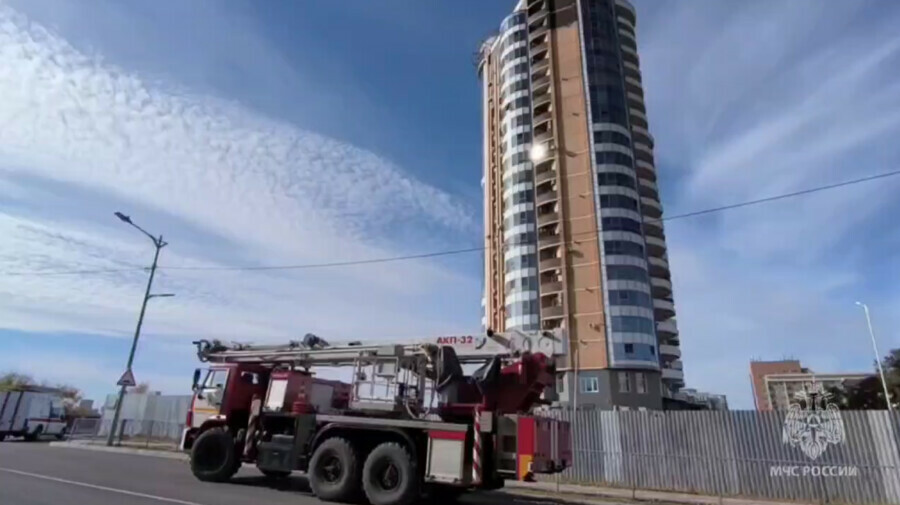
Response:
[1,0,898,409]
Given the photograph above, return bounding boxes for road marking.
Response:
[0,467,207,505]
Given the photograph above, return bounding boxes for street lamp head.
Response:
[855,301,864,307]
[114,212,132,224]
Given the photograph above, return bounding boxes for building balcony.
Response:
[537,212,560,225]
[645,239,666,263]
[528,5,548,27]
[539,257,561,271]
[617,14,635,29]
[654,298,676,320]
[638,177,658,199]
[631,125,654,146]
[635,159,656,181]
[533,110,552,128]
[640,197,663,219]
[529,23,548,42]
[531,57,550,75]
[538,233,561,249]
[541,305,564,318]
[650,276,672,298]
[533,130,553,145]
[662,367,684,381]
[656,319,678,336]
[618,27,636,46]
[670,359,683,370]
[629,106,647,122]
[643,216,664,238]
[531,75,550,94]
[535,190,558,205]
[535,169,556,185]
[623,60,640,75]
[540,281,563,294]
[624,76,642,96]
[648,256,670,279]
[659,344,681,359]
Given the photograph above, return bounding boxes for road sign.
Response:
[116,369,136,387]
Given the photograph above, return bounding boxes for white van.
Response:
[0,390,68,441]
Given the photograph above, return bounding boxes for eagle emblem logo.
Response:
[782,382,845,460]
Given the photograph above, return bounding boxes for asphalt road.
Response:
[0,442,599,505]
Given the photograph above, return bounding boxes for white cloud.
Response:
[634,0,900,406]
[0,4,481,346]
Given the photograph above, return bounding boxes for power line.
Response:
[4,168,899,276]
[3,267,146,277]
[158,247,486,272]
[655,168,900,223]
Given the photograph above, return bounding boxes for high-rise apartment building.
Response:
[479,0,682,409]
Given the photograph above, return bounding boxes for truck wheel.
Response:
[0,434,6,442]
[309,437,360,502]
[24,425,43,442]
[362,442,418,505]
[190,428,238,482]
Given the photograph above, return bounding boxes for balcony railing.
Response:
[539,257,561,271]
[541,305,564,318]
[656,319,678,335]
[540,281,563,294]
[659,344,681,358]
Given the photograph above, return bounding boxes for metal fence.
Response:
[542,409,900,505]
[87,393,192,449]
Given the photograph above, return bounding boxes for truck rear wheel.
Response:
[309,437,360,502]
[362,442,418,505]
[190,428,238,482]
[24,425,43,442]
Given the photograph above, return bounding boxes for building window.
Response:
[557,373,565,394]
[606,265,649,282]
[624,343,634,354]
[580,376,600,393]
[636,372,647,394]
[618,372,631,393]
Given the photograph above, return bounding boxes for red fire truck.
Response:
[181,329,571,505]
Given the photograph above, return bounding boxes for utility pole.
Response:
[106,212,171,446]
[856,302,893,411]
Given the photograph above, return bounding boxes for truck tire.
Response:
[362,442,418,505]
[24,425,43,442]
[308,437,360,502]
[0,434,6,442]
[190,428,238,482]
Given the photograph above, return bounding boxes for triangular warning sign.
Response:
[117,369,136,387]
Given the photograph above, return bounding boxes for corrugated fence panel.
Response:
[542,408,900,505]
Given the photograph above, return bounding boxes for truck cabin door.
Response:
[192,368,230,427]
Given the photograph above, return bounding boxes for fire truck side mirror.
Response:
[192,368,201,391]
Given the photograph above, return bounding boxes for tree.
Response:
[0,372,35,391]
[828,348,900,410]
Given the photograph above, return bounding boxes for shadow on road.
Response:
[224,474,596,505]
[227,475,313,496]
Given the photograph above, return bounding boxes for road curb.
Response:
[48,441,189,461]
[505,481,811,505]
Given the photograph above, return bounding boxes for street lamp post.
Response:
[106,212,171,446]
[855,302,893,411]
